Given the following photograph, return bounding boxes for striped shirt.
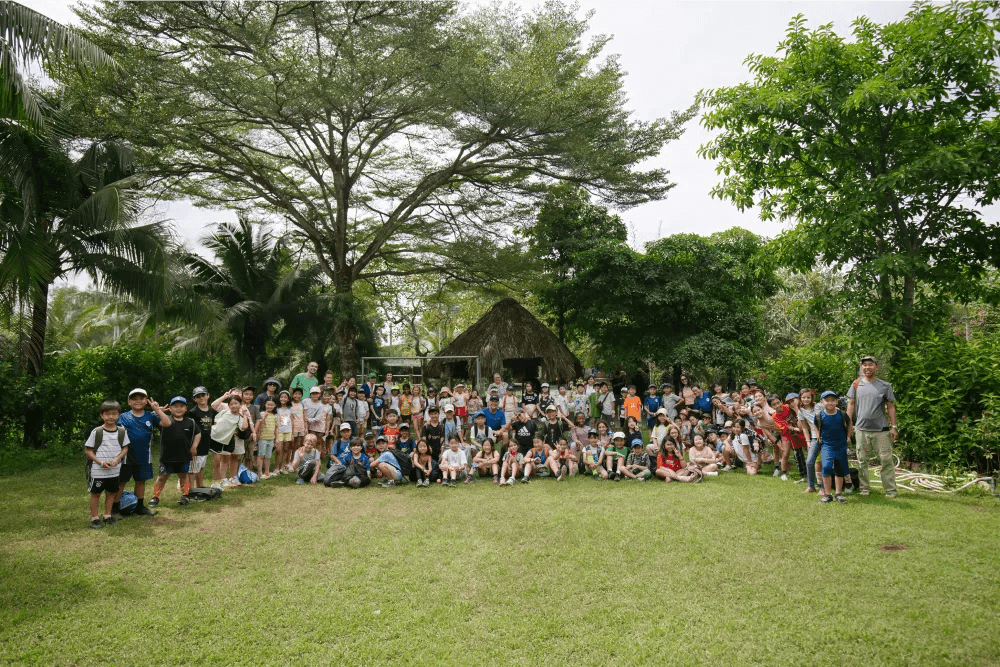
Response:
[85,427,130,479]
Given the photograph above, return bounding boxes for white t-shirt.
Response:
[276,407,293,434]
[731,433,753,462]
[85,427,130,479]
[796,405,819,440]
[443,448,466,467]
[553,394,569,416]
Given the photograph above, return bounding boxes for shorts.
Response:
[209,439,234,455]
[257,439,274,458]
[189,455,207,474]
[119,463,154,483]
[821,444,850,478]
[380,465,402,481]
[158,461,190,476]
[277,431,293,443]
[89,476,120,494]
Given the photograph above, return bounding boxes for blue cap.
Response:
[820,390,838,399]
[784,392,799,401]
[631,438,644,448]
[170,396,187,405]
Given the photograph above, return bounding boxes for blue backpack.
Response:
[237,464,258,485]
[119,491,138,516]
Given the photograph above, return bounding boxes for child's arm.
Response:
[150,400,171,426]
[190,430,201,459]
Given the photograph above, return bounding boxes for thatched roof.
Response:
[426,298,582,381]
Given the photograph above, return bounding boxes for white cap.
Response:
[339,423,352,431]
[129,388,147,398]
[541,383,549,388]
[724,420,733,428]
[443,403,455,412]
[612,431,626,440]
[656,407,668,416]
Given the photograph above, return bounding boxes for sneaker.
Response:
[212,482,224,490]
[859,489,870,497]
[820,494,833,503]
[637,476,646,482]
[794,478,806,484]
[89,518,103,530]
[521,476,530,484]
[449,480,457,487]
[220,479,231,488]
[135,505,157,517]
[885,492,897,499]
[229,477,242,487]
[464,476,473,484]
[780,473,788,481]
[843,485,855,495]
[722,465,733,472]
[103,515,118,526]
[835,494,847,503]
[296,478,305,485]
[177,495,190,506]
[110,512,124,522]
[772,468,781,477]
[704,471,718,477]
[499,477,506,485]
[493,475,500,484]
[148,497,160,508]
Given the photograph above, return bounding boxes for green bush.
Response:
[761,343,857,398]
[892,333,1000,473]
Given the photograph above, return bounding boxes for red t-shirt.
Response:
[657,452,683,471]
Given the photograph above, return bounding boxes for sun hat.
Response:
[545,404,557,411]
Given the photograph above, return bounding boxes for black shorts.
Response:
[119,463,154,483]
[89,476,120,495]
[159,461,190,476]
[210,439,235,454]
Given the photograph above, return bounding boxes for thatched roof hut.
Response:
[427,298,582,384]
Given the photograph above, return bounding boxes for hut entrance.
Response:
[504,357,542,382]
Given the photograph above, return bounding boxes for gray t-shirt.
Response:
[847,378,895,431]
[660,394,681,419]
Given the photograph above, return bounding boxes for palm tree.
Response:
[0,127,169,446]
[185,218,323,376]
[0,1,115,133]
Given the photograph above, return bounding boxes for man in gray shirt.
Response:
[847,355,899,498]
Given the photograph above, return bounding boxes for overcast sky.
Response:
[27,0,921,255]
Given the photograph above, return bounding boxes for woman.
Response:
[680,374,695,408]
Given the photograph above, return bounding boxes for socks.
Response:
[181,481,190,496]
[136,498,145,509]
[111,501,121,514]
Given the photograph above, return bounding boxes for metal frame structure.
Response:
[360,355,481,390]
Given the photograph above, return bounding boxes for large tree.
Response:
[698,1,1000,345]
[63,0,695,379]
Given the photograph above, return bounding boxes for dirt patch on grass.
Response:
[879,544,907,551]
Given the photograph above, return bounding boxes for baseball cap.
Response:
[428,405,440,413]
[860,355,878,364]
[128,388,147,398]
[631,438,643,448]
[192,386,209,397]
[169,396,187,405]
[455,383,465,388]
[399,424,410,431]
[612,431,626,440]
[541,383,549,388]
[724,420,733,428]
[376,435,387,443]
[587,428,598,435]
[368,372,377,378]
[545,404,557,411]
[443,403,455,412]
[364,431,374,438]
[785,392,799,401]
[656,407,668,415]
[820,390,839,399]
[310,386,321,394]
[339,423,352,431]
[488,395,499,402]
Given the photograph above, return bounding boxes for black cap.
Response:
[364,431,374,438]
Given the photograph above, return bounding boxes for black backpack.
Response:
[85,426,126,486]
[814,409,852,444]
[387,448,413,479]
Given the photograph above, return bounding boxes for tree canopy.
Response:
[698,1,1000,345]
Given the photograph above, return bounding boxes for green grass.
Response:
[1,459,999,666]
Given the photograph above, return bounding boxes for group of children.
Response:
[85,373,858,528]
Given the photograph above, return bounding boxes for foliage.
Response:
[0,0,114,133]
[558,228,779,379]
[761,342,858,399]
[892,331,1000,473]
[62,0,695,378]
[699,1,1000,345]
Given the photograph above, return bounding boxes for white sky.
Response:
[26,0,925,254]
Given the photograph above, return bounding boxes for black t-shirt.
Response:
[522,392,538,406]
[626,429,643,448]
[512,419,537,454]
[538,395,554,413]
[188,406,217,456]
[541,419,564,447]
[160,416,198,463]
[422,422,446,459]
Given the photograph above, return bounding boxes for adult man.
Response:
[478,395,509,444]
[290,361,320,396]
[361,372,378,401]
[486,373,508,398]
[847,355,898,498]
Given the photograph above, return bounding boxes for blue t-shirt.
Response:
[817,410,848,448]
[342,451,370,471]
[117,410,160,464]
[331,439,351,463]
[396,437,416,457]
[377,450,401,473]
[478,408,506,431]
[693,394,712,414]
[643,395,661,414]
[372,396,386,420]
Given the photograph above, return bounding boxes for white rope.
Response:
[852,456,995,494]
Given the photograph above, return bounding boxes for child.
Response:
[85,400,129,528]
[687,433,720,475]
[274,390,293,474]
[371,384,387,426]
[149,396,200,507]
[399,383,413,424]
[321,388,338,457]
[655,440,699,482]
[340,385,361,437]
[521,381,539,421]
[290,387,306,468]
[467,411,495,452]
[551,438,577,481]
[554,385,570,419]
[600,431,628,480]
[649,408,670,457]
[580,429,603,478]
[381,410,401,448]
[441,437,468,487]
[396,424,416,458]
[388,385,401,414]
[730,419,758,475]
[521,436,549,483]
[624,385,642,428]
[330,423,353,467]
[410,385,425,436]
[412,439,436,487]
[500,441,522,486]
[708,430,735,471]
[209,392,252,489]
[187,386,216,489]
[304,386,330,458]
[472,438,501,483]
[423,386,438,422]
[291,433,321,485]
[617,387,627,429]
[451,383,468,424]
[768,396,794,481]
[363,430,377,460]
[815,390,854,504]
[624,416,642,453]
[643,384,661,430]
[254,398,278,479]
[371,435,403,487]
[622,438,652,480]
[341,438,371,488]
[114,388,170,518]
[537,383,553,417]
[441,404,464,446]
[501,385,518,425]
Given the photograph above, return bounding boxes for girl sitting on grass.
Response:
[412,439,434,487]
[500,441,521,486]
[655,440,699,482]
[687,433,720,476]
[472,438,501,483]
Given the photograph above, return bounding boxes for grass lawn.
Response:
[1,458,999,666]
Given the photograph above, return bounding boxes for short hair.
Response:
[99,399,121,415]
[349,437,363,448]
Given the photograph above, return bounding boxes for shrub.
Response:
[761,343,857,398]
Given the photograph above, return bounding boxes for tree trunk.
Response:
[672,364,682,394]
[335,285,359,383]
[23,282,49,448]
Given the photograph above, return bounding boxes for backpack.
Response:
[387,448,413,479]
[85,426,125,486]
[119,490,138,516]
[237,464,258,484]
[323,463,347,487]
[814,409,852,444]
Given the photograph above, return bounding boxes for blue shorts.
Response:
[646,416,657,430]
[158,461,189,476]
[821,444,850,478]
[119,463,154,483]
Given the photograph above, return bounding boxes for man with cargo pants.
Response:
[847,355,899,498]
